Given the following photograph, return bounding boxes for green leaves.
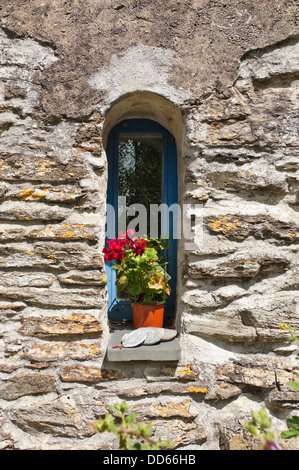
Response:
[94,400,171,451]
[244,407,280,449]
[278,323,299,343]
[114,241,171,304]
[286,376,299,392]
[281,416,299,439]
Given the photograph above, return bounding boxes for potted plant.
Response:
[102,230,171,329]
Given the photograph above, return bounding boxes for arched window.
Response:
[105,118,178,323]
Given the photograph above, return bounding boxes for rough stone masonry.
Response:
[0,0,298,450]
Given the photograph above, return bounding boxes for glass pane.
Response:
[118,134,163,237]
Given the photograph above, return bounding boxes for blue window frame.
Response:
[105,119,178,322]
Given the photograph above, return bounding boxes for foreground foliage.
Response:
[278,324,299,439]
[245,407,282,450]
[245,324,299,448]
[94,400,171,450]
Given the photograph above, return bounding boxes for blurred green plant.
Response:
[94,400,171,450]
[278,323,299,347]
[280,416,299,440]
[278,323,299,439]
[245,407,281,450]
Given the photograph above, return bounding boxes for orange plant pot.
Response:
[132,303,164,329]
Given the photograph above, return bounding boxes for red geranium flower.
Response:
[102,230,147,261]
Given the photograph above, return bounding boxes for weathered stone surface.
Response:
[0,154,89,182]
[61,364,103,383]
[0,245,55,269]
[182,284,247,312]
[101,378,208,398]
[216,363,275,389]
[0,363,18,373]
[207,215,299,244]
[1,0,296,118]
[0,287,104,308]
[19,314,103,338]
[185,153,289,195]
[0,243,103,270]
[23,341,102,362]
[26,224,98,241]
[192,293,299,344]
[0,201,69,222]
[33,242,104,271]
[152,419,206,449]
[0,0,298,452]
[196,88,299,149]
[9,393,106,438]
[74,120,104,156]
[132,399,197,419]
[267,389,299,409]
[281,271,299,290]
[187,254,290,279]
[174,365,200,382]
[0,301,26,312]
[4,84,27,100]
[212,382,242,401]
[237,292,299,342]
[58,270,107,286]
[0,272,55,288]
[0,227,26,241]
[214,362,299,406]
[6,184,85,204]
[194,89,251,123]
[4,337,23,357]
[0,372,56,400]
[183,313,257,343]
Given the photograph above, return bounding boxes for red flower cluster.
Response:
[102,230,147,261]
[131,238,147,256]
[102,239,126,261]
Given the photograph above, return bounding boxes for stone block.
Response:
[187,254,290,279]
[0,227,26,241]
[0,372,56,400]
[58,270,107,286]
[132,399,197,419]
[23,340,102,362]
[33,242,104,271]
[183,313,256,343]
[0,201,69,222]
[27,224,98,242]
[19,314,103,338]
[9,393,106,438]
[61,365,103,383]
[0,153,90,182]
[7,184,85,204]
[207,215,299,244]
[152,419,206,449]
[0,243,103,271]
[0,272,55,288]
[267,389,299,409]
[0,286,104,308]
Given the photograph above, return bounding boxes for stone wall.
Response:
[0,0,298,450]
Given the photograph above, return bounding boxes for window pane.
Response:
[118,134,163,236]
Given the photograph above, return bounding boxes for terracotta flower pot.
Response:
[132,303,164,329]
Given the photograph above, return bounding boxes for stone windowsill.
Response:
[106,326,181,362]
